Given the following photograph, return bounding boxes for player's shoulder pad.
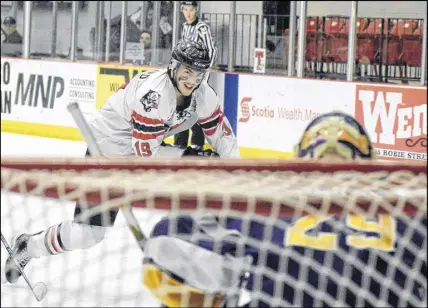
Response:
[200,82,219,98]
[195,83,220,115]
[134,70,173,118]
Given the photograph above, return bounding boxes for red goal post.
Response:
[1,157,427,307]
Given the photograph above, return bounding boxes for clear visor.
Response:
[177,64,208,85]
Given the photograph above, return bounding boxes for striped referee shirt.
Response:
[181,18,216,62]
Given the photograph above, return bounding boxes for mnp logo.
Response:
[355,85,427,161]
[238,97,252,123]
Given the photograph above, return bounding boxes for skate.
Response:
[191,144,203,151]
[4,234,33,284]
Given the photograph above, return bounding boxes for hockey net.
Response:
[1,157,427,308]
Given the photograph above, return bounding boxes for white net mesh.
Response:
[1,157,427,307]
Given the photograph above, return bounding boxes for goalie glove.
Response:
[182,146,220,157]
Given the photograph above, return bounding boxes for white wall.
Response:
[200,1,263,15]
[298,1,427,19]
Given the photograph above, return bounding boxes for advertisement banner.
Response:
[253,48,266,74]
[237,75,356,154]
[95,64,156,109]
[1,58,97,127]
[355,84,427,161]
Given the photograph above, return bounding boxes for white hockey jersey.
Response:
[87,69,239,158]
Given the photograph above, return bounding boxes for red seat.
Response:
[304,17,323,62]
[412,21,424,36]
[306,18,320,33]
[395,19,417,37]
[343,18,368,34]
[324,18,344,34]
[401,35,422,67]
[382,35,401,65]
[364,18,388,36]
[322,34,348,63]
[356,20,381,64]
[357,37,379,64]
[306,36,318,61]
[321,18,348,63]
[306,35,325,62]
[399,19,422,67]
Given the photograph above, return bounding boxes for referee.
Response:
[174,1,216,150]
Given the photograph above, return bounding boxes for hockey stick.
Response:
[1,233,48,301]
[67,102,147,251]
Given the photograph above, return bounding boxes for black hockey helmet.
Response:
[168,39,211,95]
[171,39,211,71]
[3,16,17,26]
[181,1,198,9]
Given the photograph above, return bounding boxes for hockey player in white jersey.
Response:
[87,38,236,158]
[3,39,239,285]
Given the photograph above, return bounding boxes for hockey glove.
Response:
[182,146,220,157]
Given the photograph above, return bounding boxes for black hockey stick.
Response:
[1,232,48,301]
[67,102,147,251]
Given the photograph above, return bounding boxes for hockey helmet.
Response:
[3,16,17,26]
[294,111,376,160]
[181,1,198,10]
[171,39,211,71]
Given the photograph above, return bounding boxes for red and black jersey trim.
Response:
[133,121,165,133]
[199,117,220,130]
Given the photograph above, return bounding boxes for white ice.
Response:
[1,133,166,307]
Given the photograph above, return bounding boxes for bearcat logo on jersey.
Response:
[140,90,160,112]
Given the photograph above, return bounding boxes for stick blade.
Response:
[33,282,48,301]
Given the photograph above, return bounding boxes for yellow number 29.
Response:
[285,215,396,251]
[346,215,396,251]
[286,216,337,250]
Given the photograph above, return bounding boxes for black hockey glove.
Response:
[181,146,220,157]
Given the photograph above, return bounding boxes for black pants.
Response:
[174,123,205,149]
[73,148,119,226]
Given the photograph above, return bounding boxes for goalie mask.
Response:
[168,39,211,96]
[294,111,376,160]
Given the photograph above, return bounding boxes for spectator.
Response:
[140,29,152,64]
[145,1,173,49]
[174,1,216,151]
[1,18,6,45]
[98,14,141,62]
[2,16,22,44]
